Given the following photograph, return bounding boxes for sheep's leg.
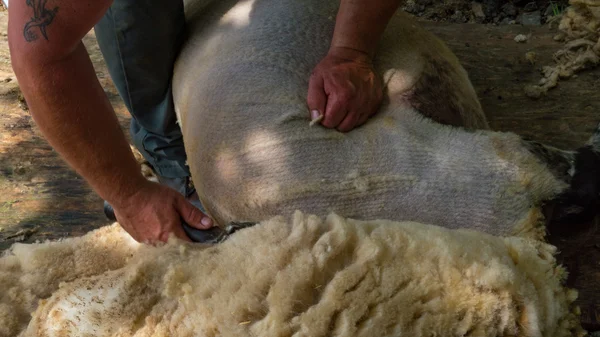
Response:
[590,122,600,150]
[521,139,576,182]
[537,123,600,224]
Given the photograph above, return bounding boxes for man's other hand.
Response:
[307,47,383,132]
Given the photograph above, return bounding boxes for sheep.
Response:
[172,0,600,238]
[0,212,585,336]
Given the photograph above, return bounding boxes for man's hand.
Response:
[307,0,402,131]
[307,47,383,132]
[113,180,213,244]
[10,0,214,245]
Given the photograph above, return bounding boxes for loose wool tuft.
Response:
[525,0,600,98]
[1,213,585,336]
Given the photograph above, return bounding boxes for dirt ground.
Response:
[0,7,599,331]
[0,13,129,246]
[403,0,570,24]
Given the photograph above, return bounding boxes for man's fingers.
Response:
[337,111,361,132]
[355,94,381,128]
[307,74,327,122]
[357,113,370,127]
[176,196,213,230]
[323,94,348,129]
[357,102,376,127]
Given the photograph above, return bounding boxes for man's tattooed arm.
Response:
[23,0,59,42]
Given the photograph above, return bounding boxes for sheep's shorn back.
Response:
[173,0,567,236]
[2,213,583,336]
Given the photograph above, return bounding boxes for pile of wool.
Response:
[0,212,585,336]
[526,0,600,98]
[0,225,138,336]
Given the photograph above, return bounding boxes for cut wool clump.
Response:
[0,212,586,336]
[0,225,139,337]
[526,0,600,98]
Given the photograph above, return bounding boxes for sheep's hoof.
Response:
[552,145,600,225]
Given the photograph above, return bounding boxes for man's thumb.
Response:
[307,74,327,122]
[177,197,213,230]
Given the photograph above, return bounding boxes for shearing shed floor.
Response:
[0,6,598,331]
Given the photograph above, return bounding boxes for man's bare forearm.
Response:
[12,43,147,207]
[331,0,403,57]
[8,0,214,242]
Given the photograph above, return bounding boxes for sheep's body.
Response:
[1,213,583,336]
[173,0,567,235]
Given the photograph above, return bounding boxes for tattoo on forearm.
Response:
[23,0,59,42]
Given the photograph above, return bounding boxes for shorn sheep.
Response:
[1,0,599,335]
[173,0,599,236]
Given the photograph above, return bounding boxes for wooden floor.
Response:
[0,11,598,330]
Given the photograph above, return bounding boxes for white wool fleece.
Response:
[1,213,584,337]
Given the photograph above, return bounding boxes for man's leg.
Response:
[94,0,192,195]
